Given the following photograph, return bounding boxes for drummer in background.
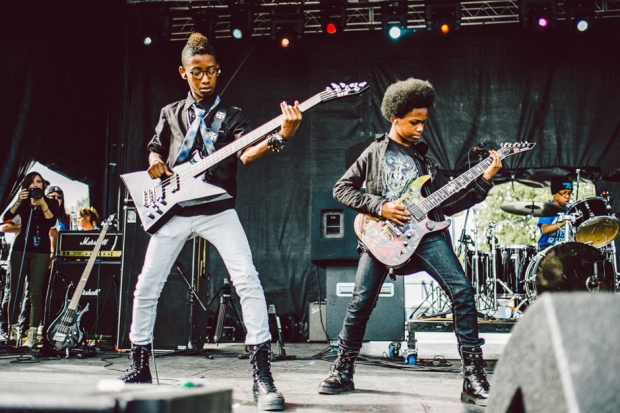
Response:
[537,176,573,249]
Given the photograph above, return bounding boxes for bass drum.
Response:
[567,197,619,247]
[524,242,614,302]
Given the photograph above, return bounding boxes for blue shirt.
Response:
[537,201,568,248]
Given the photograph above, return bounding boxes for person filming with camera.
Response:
[1,172,58,348]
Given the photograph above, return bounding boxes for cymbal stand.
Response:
[575,168,581,200]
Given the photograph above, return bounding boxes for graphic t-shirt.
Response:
[537,201,568,247]
[382,140,421,201]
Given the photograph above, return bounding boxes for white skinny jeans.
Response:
[129,209,270,345]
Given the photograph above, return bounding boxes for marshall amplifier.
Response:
[45,260,120,340]
[57,231,123,259]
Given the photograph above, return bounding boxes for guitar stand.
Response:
[209,278,246,345]
[157,265,214,359]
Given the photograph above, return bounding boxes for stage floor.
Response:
[0,333,509,413]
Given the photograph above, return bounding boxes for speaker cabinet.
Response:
[117,206,206,350]
[45,260,120,339]
[326,265,405,342]
[311,188,360,263]
[489,292,620,413]
[0,382,232,413]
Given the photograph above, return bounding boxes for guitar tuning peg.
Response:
[339,82,346,88]
[331,83,340,91]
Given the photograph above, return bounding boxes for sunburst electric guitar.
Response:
[354,142,535,269]
[121,82,370,234]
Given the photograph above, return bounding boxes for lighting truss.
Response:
[126,0,620,41]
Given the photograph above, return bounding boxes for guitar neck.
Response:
[67,227,110,311]
[414,154,497,215]
[189,93,323,177]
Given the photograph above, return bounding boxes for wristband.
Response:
[150,158,164,166]
[267,133,286,153]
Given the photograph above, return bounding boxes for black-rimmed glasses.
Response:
[48,195,63,199]
[187,67,219,80]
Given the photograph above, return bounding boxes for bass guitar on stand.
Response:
[46,214,117,354]
[354,142,535,269]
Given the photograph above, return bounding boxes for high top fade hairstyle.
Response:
[181,32,217,67]
[381,78,435,121]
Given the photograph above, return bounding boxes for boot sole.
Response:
[317,383,355,395]
[253,393,285,411]
[461,392,488,406]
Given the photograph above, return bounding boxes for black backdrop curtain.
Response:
[2,2,619,326]
[0,1,125,215]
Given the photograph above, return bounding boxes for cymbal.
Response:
[601,169,620,182]
[500,201,565,217]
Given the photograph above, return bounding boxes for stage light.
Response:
[229,0,253,41]
[382,1,407,41]
[274,25,300,49]
[566,0,595,33]
[519,0,557,31]
[138,11,169,48]
[321,0,346,36]
[325,21,338,35]
[192,8,217,41]
[425,2,460,35]
[270,6,303,49]
[387,22,404,39]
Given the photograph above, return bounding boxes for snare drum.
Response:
[568,197,619,247]
[524,242,614,302]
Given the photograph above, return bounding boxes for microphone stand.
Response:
[6,204,36,350]
[157,264,213,359]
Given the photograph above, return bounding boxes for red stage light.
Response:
[325,22,338,35]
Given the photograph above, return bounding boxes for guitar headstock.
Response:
[102,213,117,230]
[498,142,536,159]
[320,82,370,103]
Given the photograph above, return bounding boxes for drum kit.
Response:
[462,170,620,319]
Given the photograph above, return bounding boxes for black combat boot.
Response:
[250,341,285,411]
[120,344,152,384]
[317,349,357,395]
[461,346,490,406]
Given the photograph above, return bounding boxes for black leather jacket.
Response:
[334,133,493,231]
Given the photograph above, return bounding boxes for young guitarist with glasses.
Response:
[119,32,302,412]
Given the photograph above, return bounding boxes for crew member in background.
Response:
[46,186,71,262]
[1,172,59,348]
[537,176,573,249]
[76,207,100,231]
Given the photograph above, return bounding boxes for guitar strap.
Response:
[204,106,227,176]
[203,105,227,156]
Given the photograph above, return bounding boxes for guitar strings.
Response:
[147,92,329,202]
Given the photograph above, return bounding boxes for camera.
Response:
[28,187,44,200]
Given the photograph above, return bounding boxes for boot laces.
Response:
[251,343,277,393]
